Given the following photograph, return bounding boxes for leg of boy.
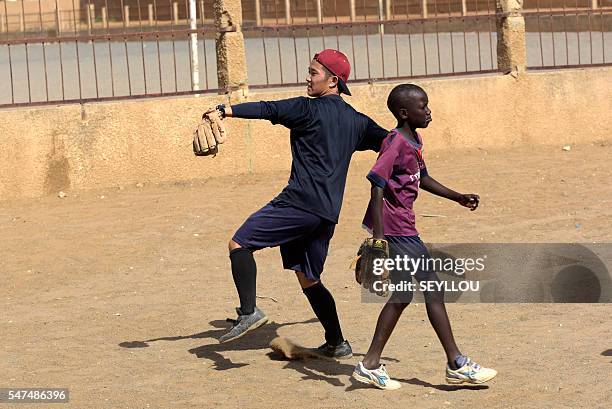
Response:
[361,300,409,369]
[416,253,497,384]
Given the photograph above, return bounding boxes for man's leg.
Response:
[219,237,268,343]
[296,272,344,347]
[228,240,257,315]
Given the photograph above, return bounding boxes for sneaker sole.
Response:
[352,372,401,391]
[445,372,497,385]
[218,316,268,344]
[308,350,353,361]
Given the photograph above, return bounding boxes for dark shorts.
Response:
[232,200,336,281]
[387,235,443,303]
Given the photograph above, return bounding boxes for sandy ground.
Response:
[1,143,611,409]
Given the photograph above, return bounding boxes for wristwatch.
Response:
[216,104,226,118]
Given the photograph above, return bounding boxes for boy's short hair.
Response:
[387,84,427,119]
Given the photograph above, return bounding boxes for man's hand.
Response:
[457,194,480,211]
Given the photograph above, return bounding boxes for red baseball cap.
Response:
[314,49,352,96]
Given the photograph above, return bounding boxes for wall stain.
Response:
[44,132,71,195]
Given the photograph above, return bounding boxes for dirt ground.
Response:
[1,143,611,409]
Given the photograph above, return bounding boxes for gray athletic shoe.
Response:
[310,340,353,360]
[218,307,268,344]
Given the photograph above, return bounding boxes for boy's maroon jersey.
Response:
[362,130,428,236]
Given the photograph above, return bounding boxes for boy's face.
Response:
[400,92,432,129]
[306,60,338,97]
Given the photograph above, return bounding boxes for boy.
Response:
[352,84,497,389]
[207,50,388,359]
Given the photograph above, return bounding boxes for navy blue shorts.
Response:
[232,200,336,281]
[387,236,443,303]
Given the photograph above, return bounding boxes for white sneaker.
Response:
[352,361,402,390]
[445,357,497,384]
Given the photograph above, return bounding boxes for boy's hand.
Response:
[458,194,479,211]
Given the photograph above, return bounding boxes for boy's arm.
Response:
[370,184,385,239]
[420,174,480,211]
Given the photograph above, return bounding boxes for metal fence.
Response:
[242,1,501,88]
[524,2,612,68]
[1,0,610,108]
[1,0,218,107]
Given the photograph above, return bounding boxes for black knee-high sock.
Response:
[302,282,344,346]
[229,248,257,315]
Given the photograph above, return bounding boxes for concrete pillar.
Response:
[124,5,130,28]
[385,0,392,20]
[19,11,25,32]
[316,0,322,23]
[285,0,291,24]
[148,4,154,26]
[349,0,356,21]
[0,11,4,34]
[102,6,108,28]
[255,0,261,26]
[421,0,427,19]
[214,0,248,95]
[462,0,468,16]
[591,0,598,9]
[173,2,179,24]
[496,0,526,74]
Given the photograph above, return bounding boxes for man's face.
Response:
[306,60,336,97]
[401,93,432,129]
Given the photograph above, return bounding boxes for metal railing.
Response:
[242,1,501,88]
[1,0,610,108]
[1,0,218,107]
[524,2,612,68]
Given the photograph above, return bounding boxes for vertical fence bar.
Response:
[20,0,32,102]
[168,0,178,91]
[152,0,162,93]
[104,0,114,97]
[255,0,262,25]
[38,0,49,101]
[285,0,291,24]
[200,0,209,89]
[87,0,99,98]
[120,0,133,95]
[3,0,15,103]
[536,0,544,66]
[189,0,199,90]
[137,0,148,94]
[102,6,107,27]
[448,0,455,73]
[379,0,385,76]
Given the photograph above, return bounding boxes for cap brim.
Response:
[338,78,351,96]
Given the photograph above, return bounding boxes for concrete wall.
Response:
[1,66,611,201]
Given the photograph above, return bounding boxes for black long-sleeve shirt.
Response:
[232,94,388,223]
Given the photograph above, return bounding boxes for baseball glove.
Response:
[193,108,227,157]
[354,238,390,297]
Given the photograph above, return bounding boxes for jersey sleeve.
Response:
[355,116,388,152]
[231,97,312,131]
[366,134,401,188]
